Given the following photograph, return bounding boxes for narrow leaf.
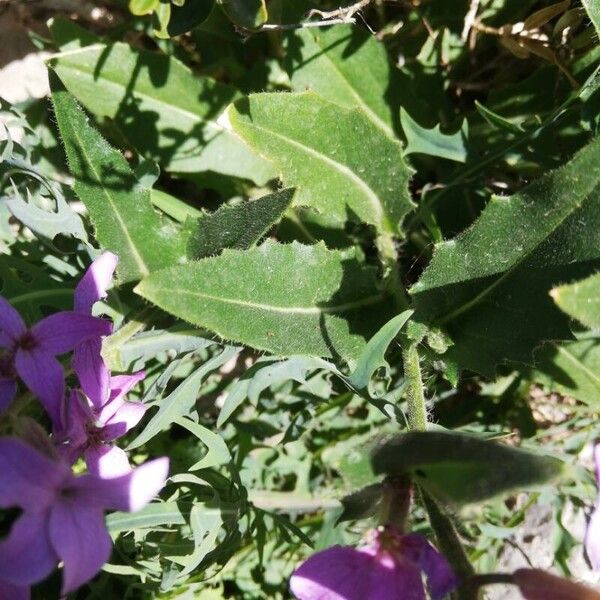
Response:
[348,310,413,393]
[175,417,231,470]
[136,240,396,361]
[582,0,600,37]
[50,73,186,283]
[371,431,564,506]
[228,92,414,235]
[186,188,295,259]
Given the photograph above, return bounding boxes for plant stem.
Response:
[377,232,409,312]
[421,491,478,600]
[401,342,428,431]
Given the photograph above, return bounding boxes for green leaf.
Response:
[551,273,600,329]
[337,483,384,523]
[127,346,239,449]
[218,0,268,29]
[175,417,231,470]
[371,431,565,506]
[178,504,222,576]
[284,25,398,137]
[50,74,186,283]
[228,92,414,235]
[530,338,600,406]
[186,188,295,259]
[582,0,600,38]
[48,42,275,183]
[217,355,338,426]
[401,108,468,162]
[348,310,413,394]
[107,502,188,533]
[411,135,600,376]
[155,0,213,37]
[129,0,159,15]
[136,240,396,361]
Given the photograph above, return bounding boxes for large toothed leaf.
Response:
[284,25,399,137]
[51,74,186,283]
[186,188,295,259]
[48,41,275,183]
[551,273,600,329]
[228,92,414,235]
[411,136,600,376]
[136,241,396,360]
[371,431,565,506]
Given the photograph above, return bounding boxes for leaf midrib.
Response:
[308,34,394,138]
[67,117,150,276]
[146,287,385,315]
[235,118,390,232]
[555,343,600,389]
[55,47,222,133]
[437,182,600,325]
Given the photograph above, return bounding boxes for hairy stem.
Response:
[401,342,428,431]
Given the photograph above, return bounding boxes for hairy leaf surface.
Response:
[51,74,186,283]
[228,92,413,235]
[552,273,600,329]
[412,136,600,375]
[49,42,274,182]
[136,241,396,360]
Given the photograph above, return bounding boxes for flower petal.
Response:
[48,501,111,594]
[0,579,30,600]
[85,444,131,478]
[31,312,112,355]
[0,376,17,413]
[290,543,421,600]
[72,457,169,512]
[401,534,458,600]
[0,438,65,510]
[74,252,118,314]
[0,297,26,345]
[0,512,57,586]
[72,337,111,408]
[107,371,146,406]
[586,504,600,571]
[15,349,64,426]
[102,401,147,441]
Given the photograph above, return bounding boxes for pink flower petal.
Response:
[290,543,424,600]
[101,401,147,441]
[0,512,57,586]
[107,371,146,406]
[85,444,132,478]
[48,501,112,594]
[74,252,118,315]
[0,438,66,510]
[15,349,64,425]
[72,457,169,512]
[0,579,30,600]
[0,297,26,345]
[72,337,110,408]
[32,312,112,355]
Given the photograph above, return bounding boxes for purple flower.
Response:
[56,371,147,477]
[0,297,112,423]
[585,444,600,570]
[0,437,168,595]
[72,252,118,408]
[290,527,457,600]
[0,579,29,600]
